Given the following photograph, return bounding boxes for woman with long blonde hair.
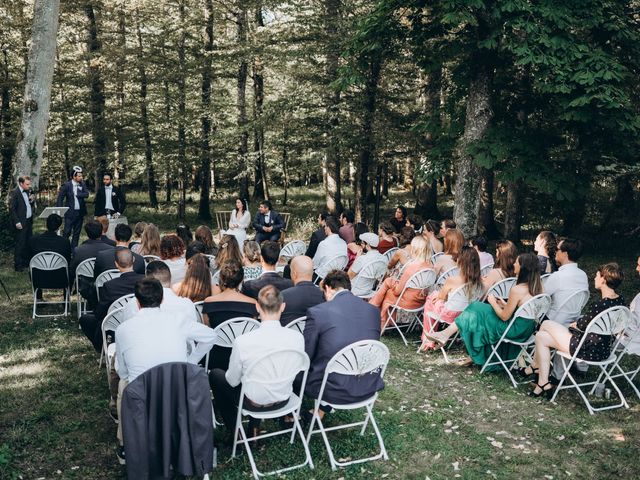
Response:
[173,253,213,302]
[138,223,161,257]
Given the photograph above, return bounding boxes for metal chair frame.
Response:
[29,252,70,318]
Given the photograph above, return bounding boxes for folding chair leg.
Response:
[365,404,389,461]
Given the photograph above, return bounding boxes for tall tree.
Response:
[198,0,214,220]
[236,3,250,200]
[176,0,187,221]
[251,4,268,201]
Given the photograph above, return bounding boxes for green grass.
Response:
[2,187,640,479]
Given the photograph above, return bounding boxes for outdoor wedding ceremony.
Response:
[1,0,639,479]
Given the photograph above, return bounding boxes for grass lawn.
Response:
[1,187,639,479]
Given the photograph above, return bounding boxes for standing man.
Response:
[252,200,284,244]
[56,166,89,250]
[9,176,36,271]
[94,172,126,217]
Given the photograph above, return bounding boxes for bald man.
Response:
[280,256,325,326]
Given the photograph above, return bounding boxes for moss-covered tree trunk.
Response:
[504,179,523,242]
[236,5,250,201]
[198,0,214,221]
[479,168,501,239]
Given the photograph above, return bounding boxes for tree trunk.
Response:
[453,62,493,238]
[163,76,172,203]
[415,180,440,220]
[198,0,214,221]
[282,126,289,206]
[13,0,60,189]
[136,12,158,207]
[403,158,413,191]
[56,53,71,180]
[504,179,523,242]
[251,6,268,201]
[85,3,108,183]
[177,0,187,221]
[236,6,250,200]
[0,48,15,195]
[478,168,501,238]
[382,160,389,198]
[114,5,127,180]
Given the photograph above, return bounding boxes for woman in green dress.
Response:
[426,252,543,368]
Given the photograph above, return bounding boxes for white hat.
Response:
[72,165,83,174]
[359,232,379,248]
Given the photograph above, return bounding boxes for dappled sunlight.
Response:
[0,347,47,367]
[0,359,55,389]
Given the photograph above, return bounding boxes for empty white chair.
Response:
[29,252,70,318]
[75,257,96,318]
[307,340,390,470]
[100,306,128,371]
[483,277,517,301]
[95,269,121,301]
[281,240,306,259]
[352,260,388,299]
[286,316,307,334]
[231,350,314,479]
[314,255,348,285]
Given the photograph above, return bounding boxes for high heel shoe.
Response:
[516,366,538,382]
[528,381,554,399]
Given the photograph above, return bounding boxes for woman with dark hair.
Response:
[422,220,444,254]
[390,206,408,233]
[202,259,257,369]
[346,222,369,270]
[378,222,399,254]
[176,225,193,247]
[534,230,558,274]
[426,252,543,367]
[482,240,518,291]
[420,246,484,351]
[526,263,625,398]
[433,229,464,275]
[195,225,218,256]
[160,234,187,285]
[222,197,251,246]
[406,214,423,234]
[173,253,213,302]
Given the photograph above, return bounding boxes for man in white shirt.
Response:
[348,232,385,297]
[209,284,305,436]
[312,216,347,277]
[114,278,216,458]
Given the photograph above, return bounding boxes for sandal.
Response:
[528,381,554,399]
[516,366,538,381]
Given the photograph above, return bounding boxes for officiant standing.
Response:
[56,165,89,250]
[9,175,36,271]
[94,172,126,218]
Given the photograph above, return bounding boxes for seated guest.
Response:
[527,263,625,397]
[312,216,347,273]
[242,241,293,299]
[377,222,399,255]
[304,213,328,259]
[134,223,161,257]
[128,221,146,250]
[470,235,493,269]
[390,205,407,233]
[173,253,213,302]
[346,222,368,271]
[426,252,542,368]
[439,219,456,238]
[433,229,464,275]
[97,216,117,247]
[176,224,193,249]
[195,225,218,256]
[304,270,384,412]
[534,230,558,274]
[115,278,216,453]
[186,240,207,260]
[406,213,423,234]
[386,226,415,279]
[209,285,304,434]
[422,219,443,254]
[482,240,517,291]
[281,256,325,326]
[202,259,257,369]
[348,232,384,297]
[338,210,355,244]
[145,260,199,323]
[253,200,284,244]
[29,213,71,263]
[70,220,113,304]
[160,234,187,285]
[214,234,243,273]
[94,224,145,279]
[421,246,484,351]
[80,249,145,351]
[369,236,434,329]
[622,256,640,354]
[242,240,262,281]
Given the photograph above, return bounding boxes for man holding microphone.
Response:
[56,165,90,250]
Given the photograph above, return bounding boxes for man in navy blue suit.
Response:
[56,166,90,250]
[252,200,285,244]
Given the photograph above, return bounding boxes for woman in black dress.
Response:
[534,230,557,274]
[527,262,625,397]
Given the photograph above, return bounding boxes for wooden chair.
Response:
[215,211,233,233]
[279,212,291,244]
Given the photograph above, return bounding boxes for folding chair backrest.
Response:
[193,301,204,323]
[108,293,137,317]
[403,268,437,293]
[480,263,494,277]
[431,252,444,264]
[583,306,631,337]
[243,349,309,387]
[101,306,129,351]
[352,260,388,294]
[281,213,291,231]
[485,277,516,301]
[554,289,590,322]
[281,240,306,259]
[513,294,552,322]
[436,267,459,288]
[30,252,69,289]
[286,316,307,334]
[324,340,390,378]
[143,255,161,264]
[212,270,220,286]
[205,254,216,265]
[540,273,552,288]
[211,317,261,348]
[383,247,399,263]
[316,255,348,279]
[215,211,232,232]
[96,269,121,289]
[76,257,96,281]
[445,283,482,312]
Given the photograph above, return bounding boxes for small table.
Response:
[107,216,128,240]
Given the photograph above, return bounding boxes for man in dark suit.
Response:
[252,200,285,244]
[281,256,324,326]
[94,223,145,279]
[79,249,145,351]
[56,166,89,250]
[29,214,71,263]
[305,212,328,259]
[96,216,116,247]
[242,241,293,299]
[94,172,126,217]
[303,270,384,410]
[9,175,36,271]
[70,220,114,293]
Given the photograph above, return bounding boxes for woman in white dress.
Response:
[222,198,250,246]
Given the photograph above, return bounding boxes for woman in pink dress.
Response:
[370,235,434,329]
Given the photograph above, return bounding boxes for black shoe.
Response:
[515,366,538,382]
[116,446,126,465]
[528,381,554,399]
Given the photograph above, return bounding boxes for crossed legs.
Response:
[531,320,573,393]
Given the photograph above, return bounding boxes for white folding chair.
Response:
[547,289,590,325]
[286,316,307,334]
[353,260,388,299]
[540,273,552,288]
[231,350,314,479]
[193,300,205,323]
[75,257,96,318]
[418,283,482,361]
[29,252,70,318]
[603,314,640,402]
[314,255,348,285]
[95,269,121,302]
[480,294,552,387]
[431,252,444,264]
[433,266,459,292]
[143,254,161,264]
[480,262,494,277]
[281,240,306,259]
[383,247,399,263]
[483,277,517,301]
[381,268,437,346]
[100,306,128,371]
[212,270,220,286]
[307,340,390,470]
[551,306,632,414]
[204,317,261,371]
[107,293,137,317]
